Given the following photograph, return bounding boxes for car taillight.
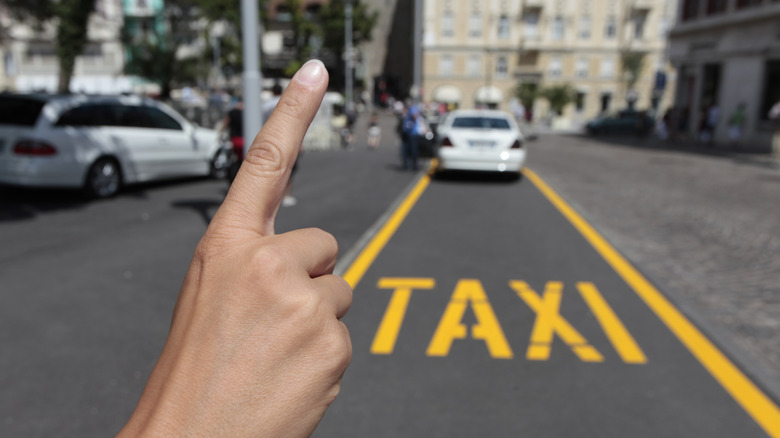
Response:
[13,140,57,156]
[441,137,453,147]
[510,139,522,149]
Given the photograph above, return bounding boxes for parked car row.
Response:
[0,94,229,198]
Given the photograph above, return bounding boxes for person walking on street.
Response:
[401,104,427,171]
[727,103,746,147]
[367,111,381,150]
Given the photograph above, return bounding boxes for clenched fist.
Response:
[118,60,352,437]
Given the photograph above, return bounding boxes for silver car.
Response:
[0,94,226,197]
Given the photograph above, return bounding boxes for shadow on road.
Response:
[171,199,224,226]
[0,186,90,222]
[0,177,220,223]
[431,170,522,185]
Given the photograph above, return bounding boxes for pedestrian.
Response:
[727,103,746,147]
[367,111,381,150]
[220,96,244,161]
[401,104,428,171]
[699,102,719,146]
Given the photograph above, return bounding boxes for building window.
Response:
[576,58,589,78]
[600,58,615,78]
[524,13,540,40]
[600,92,612,113]
[467,54,482,77]
[549,57,562,78]
[633,13,646,39]
[439,55,454,77]
[706,0,728,14]
[441,11,454,37]
[496,56,508,78]
[497,14,510,39]
[469,13,482,37]
[682,0,700,21]
[576,92,586,112]
[736,0,763,8]
[605,15,616,39]
[579,15,591,39]
[552,15,564,40]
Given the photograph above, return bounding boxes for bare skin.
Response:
[118,60,352,437]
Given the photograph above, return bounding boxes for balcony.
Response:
[629,0,653,11]
[522,0,544,10]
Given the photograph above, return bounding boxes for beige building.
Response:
[669,0,780,151]
[422,0,678,129]
[0,0,127,93]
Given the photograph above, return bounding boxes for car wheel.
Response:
[210,149,231,180]
[85,157,122,198]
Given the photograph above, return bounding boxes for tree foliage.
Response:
[122,0,202,99]
[514,82,539,110]
[5,0,96,93]
[540,84,575,115]
[621,50,646,91]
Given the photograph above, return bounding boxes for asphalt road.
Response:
[1,124,778,437]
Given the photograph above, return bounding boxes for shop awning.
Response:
[433,85,462,103]
[474,85,503,103]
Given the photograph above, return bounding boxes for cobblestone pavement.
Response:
[527,134,780,394]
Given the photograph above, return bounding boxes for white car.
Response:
[434,109,526,177]
[0,94,227,197]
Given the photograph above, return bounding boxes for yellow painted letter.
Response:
[510,281,603,362]
[427,279,513,359]
[371,278,435,355]
[577,282,647,364]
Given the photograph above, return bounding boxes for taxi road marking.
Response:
[524,168,780,437]
[427,279,513,359]
[511,281,603,362]
[371,278,435,355]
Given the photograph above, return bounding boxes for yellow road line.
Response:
[524,167,780,437]
[342,171,431,289]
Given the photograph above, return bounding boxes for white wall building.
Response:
[1,0,130,94]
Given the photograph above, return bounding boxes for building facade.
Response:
[422,0,678,128]
[669,0,780,151]
[1,0,127,93]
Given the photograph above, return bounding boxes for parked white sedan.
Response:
[0,94,226,197]
[434,109,526,177]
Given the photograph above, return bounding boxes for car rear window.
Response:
[452,116,511,130]
[0,96,46,126]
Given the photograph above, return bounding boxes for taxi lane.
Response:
[314,166,779,437]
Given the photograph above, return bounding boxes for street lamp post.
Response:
[241,0,263,158]
[412,0,422,103]
[345,1,353,109]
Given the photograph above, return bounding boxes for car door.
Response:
[140,106,205,177]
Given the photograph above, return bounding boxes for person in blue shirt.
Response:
[401,104,426,171]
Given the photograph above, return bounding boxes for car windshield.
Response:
[0,96,47,127]
[451,116,511,130]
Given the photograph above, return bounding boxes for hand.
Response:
[119,60,352,437]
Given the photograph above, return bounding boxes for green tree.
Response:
[5,0,95,93]
[514,82,539,110]
[122,0,202,99]
[621,50,646,92]
[540,84,575,116]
